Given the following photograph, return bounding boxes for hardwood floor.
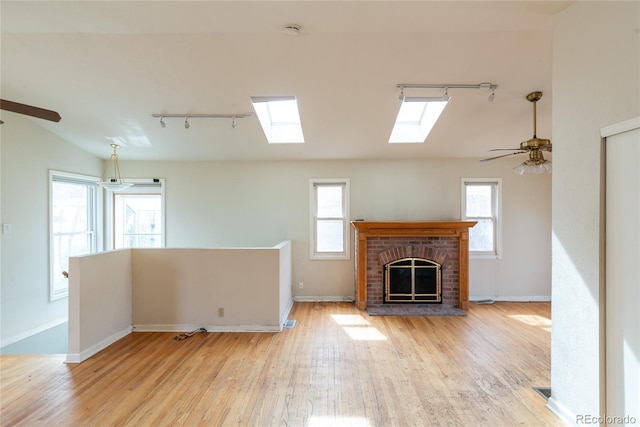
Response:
[0,302,561,426]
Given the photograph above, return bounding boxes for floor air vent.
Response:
[533,387,551,400]
[283,319,296,329]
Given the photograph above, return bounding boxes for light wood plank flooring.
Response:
[1,302,560,426]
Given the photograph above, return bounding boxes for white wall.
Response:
[67,249,133,363]
[0,114,103,347]
[277,240,293,325]
[551,2,640,423]
[604,120,640,421]
[131,242,291,331]
[123,157,551,302]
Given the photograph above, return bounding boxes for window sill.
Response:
[311,253,350,261]
[470,253,502,260]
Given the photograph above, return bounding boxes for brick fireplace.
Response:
[351,221,476,312]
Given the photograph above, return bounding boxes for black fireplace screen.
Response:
[384,258,441,303]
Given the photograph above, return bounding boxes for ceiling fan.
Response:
[0,99,62,125]
[481,91,552,174]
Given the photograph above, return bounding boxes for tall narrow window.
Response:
[310,179,350,259]
[106,179,164,249]
[461,178,501,258]
[50,171,100,300]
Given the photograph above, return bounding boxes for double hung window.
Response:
[461,178,502,258]
[310,179,350,259]
[49,171,99,300]
[106,179,164,249]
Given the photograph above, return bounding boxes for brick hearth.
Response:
[351,221,476,312]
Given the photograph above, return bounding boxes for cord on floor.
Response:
[174,327,207,341]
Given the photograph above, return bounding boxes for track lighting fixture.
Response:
[152,112,253,128]
[442,87,450,101]
[397,82,498,102]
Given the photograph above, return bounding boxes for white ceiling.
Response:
[0,1,571,161]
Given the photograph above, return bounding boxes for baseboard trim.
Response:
[133,324,282,333]
[1,317,68,349]
[293,296,355,303]
[470,296,551,302]
[546,397,577,426]
[280,298,294,331]
[66,325,132,364]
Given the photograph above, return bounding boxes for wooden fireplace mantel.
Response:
[351,221,476,311]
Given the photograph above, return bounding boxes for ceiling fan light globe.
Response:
[513,162,527,175]
[531,165,545,174]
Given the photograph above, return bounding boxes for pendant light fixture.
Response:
[98,144,132,191]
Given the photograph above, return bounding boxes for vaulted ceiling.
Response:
[1,1,571,161]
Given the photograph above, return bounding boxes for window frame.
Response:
[49,170,102,301]
[309,178,350,260]
[461,178,502,259]
[104,178,165,250]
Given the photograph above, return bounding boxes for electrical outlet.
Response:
[298,282,304,289]
[218,307,224,317]
[2,224,11,234]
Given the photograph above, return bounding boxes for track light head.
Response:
[160,116,166,128]
[488,88,495,102]
[442,87,450,102]
[184,117,190,129]
[399,87,405,101]
[231,117,237,129]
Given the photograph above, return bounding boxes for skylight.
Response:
[250,96,304,144]
[388,97,448,143]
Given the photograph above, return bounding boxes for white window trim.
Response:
[104,178,165,250]
[309,178,350,260]
[461,178,502,259]
[49,170,102,301]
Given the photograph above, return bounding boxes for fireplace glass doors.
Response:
[384,258,442,303]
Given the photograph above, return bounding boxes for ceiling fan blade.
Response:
[0,99,61,122]
[489,148,525,151]
[479,151,526,162]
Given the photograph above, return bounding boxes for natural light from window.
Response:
[310,179,350,259]
[114,195,162,248]
[330,314,387,341]
[330,314,371,326]
[389,97,448,143]
[462,178,501,258]
[508,314,552,332]
[251,96,304,143]
[308,416,371,427]
[50,171,98,300]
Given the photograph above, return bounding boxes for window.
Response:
[310,179,350,259]
[389,97,448,143]
[461,178,501,258]
[106,179,164,249]
[251,96,305,143]
[49,171,100,300]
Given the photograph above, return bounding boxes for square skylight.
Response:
[388,97,448,143]
[250,96,304,144]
